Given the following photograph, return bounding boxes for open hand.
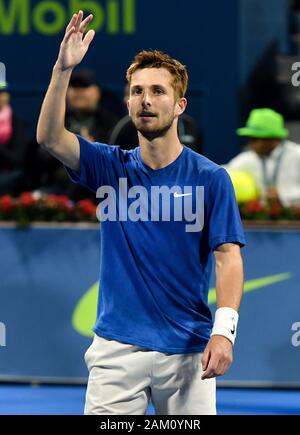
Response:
[56,10,95,71]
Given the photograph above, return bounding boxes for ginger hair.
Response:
[126,50,188,99]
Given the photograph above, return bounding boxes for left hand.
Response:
[201,335,233,380]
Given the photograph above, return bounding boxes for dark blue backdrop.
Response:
[0,0,288,162]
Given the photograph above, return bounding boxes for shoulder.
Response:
[94,141,139,168]
[226,149,257,165]
[184,148,237,197]
[284,140,300,156]
[78,134,136,162]
[97,141,138,162]
[185,147,226,182]
[185,147,220,171]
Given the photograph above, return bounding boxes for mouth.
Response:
[138,112,157,119]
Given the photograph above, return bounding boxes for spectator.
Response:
[0,82,29,195]
[66,68,118,142]
[225,108,300,206]
[31,69,119,201]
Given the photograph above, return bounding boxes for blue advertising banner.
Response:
[0,225,100,381]
[0,224,299,386]
[220,228,300,386]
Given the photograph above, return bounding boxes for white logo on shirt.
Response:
[174,192,192,198]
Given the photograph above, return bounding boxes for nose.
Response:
[142,91,151,108]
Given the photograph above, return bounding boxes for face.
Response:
[249,138,280,156]
[66,85,101,111]
[0,91,10,111]
[127,68,186,140]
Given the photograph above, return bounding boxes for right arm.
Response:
[36,11,95,171]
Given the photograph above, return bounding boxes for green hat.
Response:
[236,108,289,139]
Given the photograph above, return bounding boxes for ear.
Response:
[175,97,187,116]
[127,98,131,116]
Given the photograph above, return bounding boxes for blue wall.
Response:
[0,0,288,163]
[239,0,288,85]
[0,225,300,385]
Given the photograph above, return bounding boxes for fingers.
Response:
[201,353,232,380]
[64,26,75,44]
[83,29,96,49]
[201,353,218,380]
[201,348,210,372]
[64,11,93,44]
[66,13,77,33]
[79,14,93,33]
[75,10,83,33]
[217,359,230,376]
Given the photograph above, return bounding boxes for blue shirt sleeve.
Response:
[65,135,118,193]
[206,168,246,250]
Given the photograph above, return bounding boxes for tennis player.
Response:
[37,11,245,415]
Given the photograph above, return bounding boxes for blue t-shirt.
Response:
[67,135,245,353]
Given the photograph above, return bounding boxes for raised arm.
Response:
[36,11,95,171]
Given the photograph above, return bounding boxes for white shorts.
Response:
[84,334,216,415]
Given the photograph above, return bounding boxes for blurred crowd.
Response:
[1,68,300,209]
[0,68,202,203]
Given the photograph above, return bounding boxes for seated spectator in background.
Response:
[66,68,118,142]
[0,82,29,195]
[109,83,203,153]
[225,108,300,207]
[30,69,119,201]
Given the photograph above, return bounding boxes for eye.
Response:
[131,88,142,95]
[153,88,164,95]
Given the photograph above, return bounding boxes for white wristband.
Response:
[211,307,239,345]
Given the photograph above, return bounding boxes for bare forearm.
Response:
[35,12,94,170]
[215,250,244,310]
[201,244,243,380]
[36,64,72,147]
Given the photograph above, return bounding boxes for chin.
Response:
[138,128,161,141]
[135,121,173,140]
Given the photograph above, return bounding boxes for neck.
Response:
[138,124,183,170]
[259,143,281,158]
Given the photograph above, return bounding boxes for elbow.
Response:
[36,132,44,147]
[215,250,243,273]
[36,129,55,150]
[36,124,66,150]
[36,124,46,148]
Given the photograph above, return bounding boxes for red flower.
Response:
[244,200,265,214]
[46,194,73,211]
[268,202,283,218]
[0,195,15,212]
[17,192,36,207]
[76,199,97,216]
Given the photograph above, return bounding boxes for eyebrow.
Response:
[130,84,167,90]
